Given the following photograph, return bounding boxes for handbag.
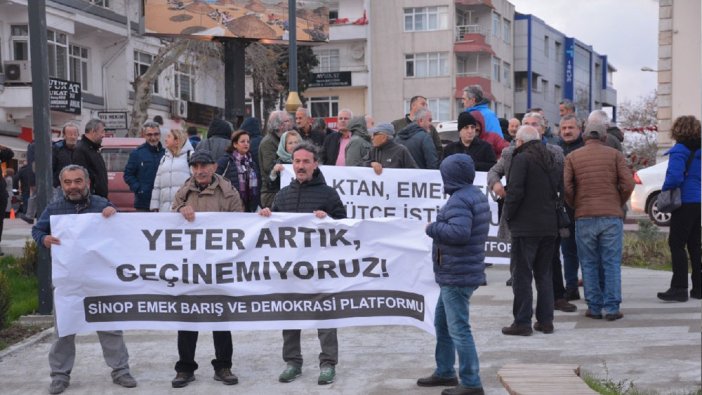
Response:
[657,188,681,213]
[657,150,696,213]
[546,171,571,237]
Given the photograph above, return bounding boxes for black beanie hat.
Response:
[457,112,478,131]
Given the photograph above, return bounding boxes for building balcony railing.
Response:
[455,24,490,43]
[454,0,495,8]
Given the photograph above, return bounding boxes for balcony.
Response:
[454,0,495,8]
[330,23,368,41]
[454,25,494,54]
[455,75,493,101]
[601,86,617,107]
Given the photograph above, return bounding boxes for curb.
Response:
[0,327,54,360]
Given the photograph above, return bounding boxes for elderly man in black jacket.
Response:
[259,142,345,386]
[73,119,108,198]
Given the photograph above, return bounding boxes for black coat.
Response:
[321,132,342,166]
[272,169,346,219]
[73,135,108,198]
[504,140,559,237]
[52,140,76,187]
[443,139,496,172]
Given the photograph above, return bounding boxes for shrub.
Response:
[622,219,670,269]
[17,239,37,276]
[0,272,10,329]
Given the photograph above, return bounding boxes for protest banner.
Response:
[282,165,510,264]
[51,213,436,337]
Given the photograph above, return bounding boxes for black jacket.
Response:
[504,140,559,237]
[367,140,418,169]
[73,135,108,198]
[321,132,342,166]
[443,139,496,172]
[272,169,346,219]
[396,123,439,169]
[52,140,76,187]
[557,135,585,157]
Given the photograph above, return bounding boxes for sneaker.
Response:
[441,384,486,395]
[657,288,688,302]
[691,289,702,300]
[417,373,458,387]
[278,365,302,383]
[113,373,137,388]
[501,323,533,336]
[533,321,554,334]
[605,312,624,321]
[554,298,577,312]
[318,366,335,385]
[48,380,69,394]
[585,309,603,319]
[213,368,238,385]
[171,372,195,388]
[565,288,580,301]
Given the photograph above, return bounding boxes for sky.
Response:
[509,0,659,104]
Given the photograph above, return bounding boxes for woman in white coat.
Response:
[150,128,194,212]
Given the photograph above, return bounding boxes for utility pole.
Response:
[223,40,249,127]
[27,0,53,314]
[285,0,301,113]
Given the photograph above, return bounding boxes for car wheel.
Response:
[647,192,671,227]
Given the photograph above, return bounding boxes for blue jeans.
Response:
[575,217,623,315]
[433,285,481,388]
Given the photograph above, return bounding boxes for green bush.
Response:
[17,239,37,276]
[622,219,671,270]
[0,271,10,329]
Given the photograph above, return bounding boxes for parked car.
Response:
[436,120,459,147]
[101,137,144,212]
[630,160,670,226]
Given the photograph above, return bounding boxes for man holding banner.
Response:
[418,154,489,395]
[260,142,346,385]
[170,150,244,388]
[32,164,137,395]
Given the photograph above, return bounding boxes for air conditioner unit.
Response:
[171,99,188,118]
[3,60,31,83]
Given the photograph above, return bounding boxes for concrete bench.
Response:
[497,364,597,395]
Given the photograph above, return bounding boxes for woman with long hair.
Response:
[216,130,260,212]
[150,129,194,212]
[657,115,701,302]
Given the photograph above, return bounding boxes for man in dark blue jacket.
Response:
[418,154,490,395]
[32,164,137,394]
[123,121,165,211]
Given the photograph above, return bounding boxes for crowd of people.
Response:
[24,83,701,395]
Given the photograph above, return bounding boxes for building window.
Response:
[405,52,448,78]
[504,104,512,118]
[11,25,29,61]
[555,85,562,102]
[555,41,562,63]
[47,29,68,79]
[492,13,501,37]
[503,61,511,88]
[404,98,451,122]
[175,63,195,101]
[492,57,501,82]
[314,49,340,72]
[69,45,89,91]
[544,35,550,58]
[88,0,110,6]
[503,19,511,44]
[309,96,339,118]
[133,51,159,94]
[542,79,550,101]
[404,6,448,32]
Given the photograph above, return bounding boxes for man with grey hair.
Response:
[501,125,560,336]
[559,99,575,117]
[123,121,165,211]
[32,164,137,394]
[321,109,353,165]
[73,119,108,198]
[396,108,439,169]
[564,115,634,321]
[588,109,623,151]
[462,85,504,138]
[366,123,417,175]
[295,107,325,147]
[391,95,443,160]
[258,110,293,208]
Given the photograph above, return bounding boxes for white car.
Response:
[436,120,459,147]
[630,160,671,226]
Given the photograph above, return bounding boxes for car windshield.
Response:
[101,149,131,172]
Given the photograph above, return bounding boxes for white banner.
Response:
[51,213,437,337]
[282,165,510,264]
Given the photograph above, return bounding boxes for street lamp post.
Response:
[285,0,302,113]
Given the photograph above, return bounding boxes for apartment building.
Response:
[369,0,515,123]
[513,12,617,127]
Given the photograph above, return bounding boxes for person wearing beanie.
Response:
[196,118,234,161]
[444,112,496,172]
[366,122,417,174]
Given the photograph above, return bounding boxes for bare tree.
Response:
[617,90,657,129]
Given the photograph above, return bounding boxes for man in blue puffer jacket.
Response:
[417,154,490,395]
[123,121,165,211]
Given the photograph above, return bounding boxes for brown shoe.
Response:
[554,298,577,312]
[585,309,603,319]
[533,322,554,334]
[501,323,533,336]
[605,312,624,321]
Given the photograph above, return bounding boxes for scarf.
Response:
[232,151,258,206]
